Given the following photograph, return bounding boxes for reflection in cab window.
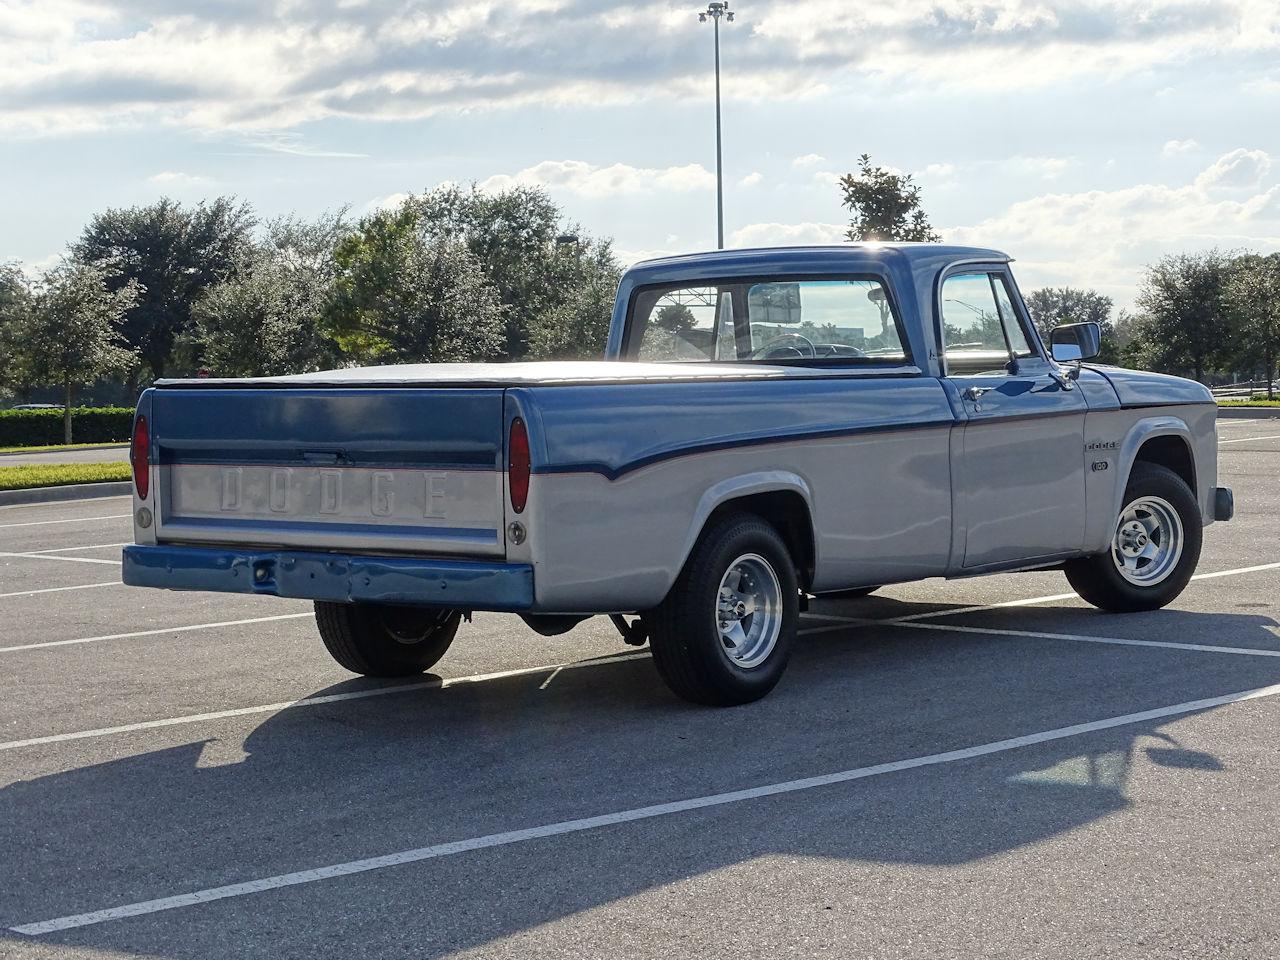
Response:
[631,279,909,365]
[941,272,1036,375]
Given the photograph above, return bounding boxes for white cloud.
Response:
[738,171,764,187]
[478,160,714,197]
[1,1,1276,135]
[946,149,1280,307]
[363,192,410,213]
[1003,155,1075,179]
[147,171,211,187]
[792,154,827,169]
[1194,148,1272,192]
[921,163,956,178]
[729,221,847,248]
[1162,138,1200,157]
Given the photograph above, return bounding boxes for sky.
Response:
[1,0,1278,310]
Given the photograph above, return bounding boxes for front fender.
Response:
[672,471,816,584]
[1109,415,1196,531]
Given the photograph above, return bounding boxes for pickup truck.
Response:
[122,244,1234,706]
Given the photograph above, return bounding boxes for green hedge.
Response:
[0,407,134,447]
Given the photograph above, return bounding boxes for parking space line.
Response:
[0,652,651,752]
[800,616,1280,659]
[0,551,118,566]
[811,561,1280,627]
[0,612,315,654]
[1220,434,1280,444]
[14,678,1280,936]
[0,497,129,513]
[0,514,129,530]
[0,581,122,600]
[13,542,129,555]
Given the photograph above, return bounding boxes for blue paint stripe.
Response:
[158,455,498,472]
[166,515,498,544]
[535,418,953,481]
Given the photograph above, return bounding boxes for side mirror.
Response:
[1050,321,1101,363]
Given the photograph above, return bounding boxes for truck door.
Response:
[940,266,1088,569]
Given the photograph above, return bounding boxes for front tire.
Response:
[314,602,461,677]
[649,513,799,706]
[1065,462,1202,612]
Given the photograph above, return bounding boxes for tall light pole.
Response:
[699,2,734,249]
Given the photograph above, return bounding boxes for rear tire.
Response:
[649,513,799,706]
[1065,462,1202,613]
[314,602,461,677]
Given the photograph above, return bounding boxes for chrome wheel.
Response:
[715,553,783,668]
[1111,496,1184,586]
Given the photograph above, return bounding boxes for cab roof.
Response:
[623,243,1011,287]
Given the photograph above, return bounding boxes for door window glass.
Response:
[941,272,1035,374]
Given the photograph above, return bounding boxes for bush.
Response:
[0,407,134,447]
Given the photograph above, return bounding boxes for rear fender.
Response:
[673,472,816,584]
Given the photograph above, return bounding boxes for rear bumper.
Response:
[1213,487,1235,522]
[122,544,534,611]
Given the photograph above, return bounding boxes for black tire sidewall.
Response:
[1067,462,1203,611]
[655,515,799,704]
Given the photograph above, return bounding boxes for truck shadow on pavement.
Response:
[1,606,1278,958]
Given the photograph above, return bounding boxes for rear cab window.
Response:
[626,277,912,367]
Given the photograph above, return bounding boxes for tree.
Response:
[654,303,697,333]
[0,264,36,401]
[1024,287,1122,363]
[525,241,624,359]
[839,154,942,243]
[1225,252,1280,399]
[403,184,620,359]
[325,206,505,364]
[22,261,139,442]
[190,212,348,377]
[1135,250,1233,383]
[74,197,256,380]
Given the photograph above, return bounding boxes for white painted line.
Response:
[0,513,129,530]
[1218,419,1258,426]
[14,679,1280,936]
[14,541,128,555]
[0,652,651,752]
[1220,434,1280,444]
[0,581,122,601]
[0,496,129,513]
[0,550,117,566]
[802,616,1280,659]
[0,612,314,654]
[813,561,1280,627]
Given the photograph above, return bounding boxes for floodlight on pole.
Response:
[700,2,734,249]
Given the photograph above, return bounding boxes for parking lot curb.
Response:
[1217,406,1280,419]
[0,481,132,506]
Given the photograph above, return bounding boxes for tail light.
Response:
[508,417,530,514]
[131,416,150,500]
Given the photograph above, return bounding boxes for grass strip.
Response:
[0,441,128,455]
[0,462,131,491]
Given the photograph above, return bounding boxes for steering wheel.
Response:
[750,333,816,360]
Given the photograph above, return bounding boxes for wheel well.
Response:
[706,490,815,589]
[1133,435,1196,495]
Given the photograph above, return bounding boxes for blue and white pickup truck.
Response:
[123,245,1233,705]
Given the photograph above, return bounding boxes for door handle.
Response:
[963,386,993,401]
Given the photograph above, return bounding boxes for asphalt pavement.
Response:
[0,418,1278,959]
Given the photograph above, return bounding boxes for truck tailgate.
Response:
[150,387,506,557]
